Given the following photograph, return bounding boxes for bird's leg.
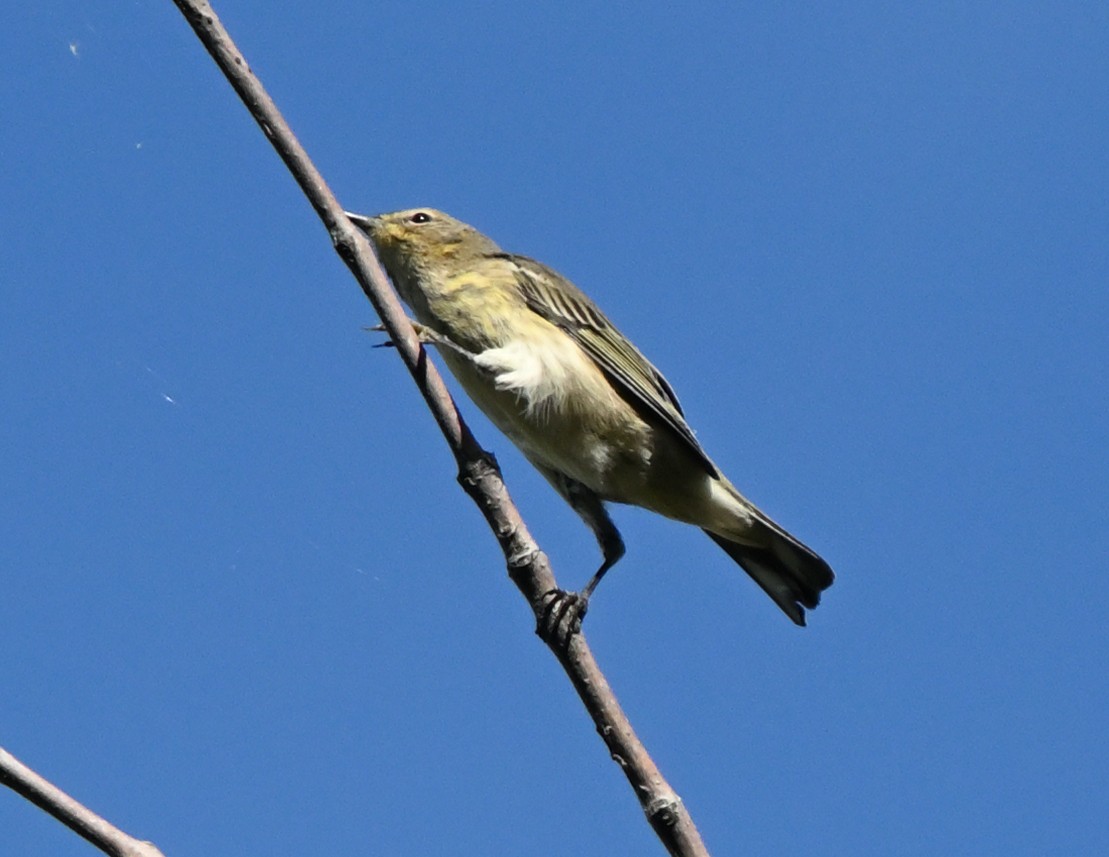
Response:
[537,477,626,645]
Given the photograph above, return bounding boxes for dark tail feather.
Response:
[703,527,834,626]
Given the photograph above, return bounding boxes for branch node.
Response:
[507,546,540,571]
[645,795,684,828]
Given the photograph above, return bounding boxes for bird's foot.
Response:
[537,588,589,645]
[366,321,479,362]
[365,320,442,349]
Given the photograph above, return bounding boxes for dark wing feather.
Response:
[506,254,717,476]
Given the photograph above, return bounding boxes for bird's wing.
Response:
[507,254,717,476]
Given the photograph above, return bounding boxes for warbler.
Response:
[348,208,834,626]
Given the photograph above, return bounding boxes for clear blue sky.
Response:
[3,3,1107,855]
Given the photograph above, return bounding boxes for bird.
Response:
[348,207,834,629]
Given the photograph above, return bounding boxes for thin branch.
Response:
[0,746,166,857]
[1,2,711,855]
[168,2,710,854]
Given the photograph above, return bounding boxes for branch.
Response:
[2,3,711,855]
[0,746,166,857]
[169,2,709,854]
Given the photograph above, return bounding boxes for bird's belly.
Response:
[439,345,652,498]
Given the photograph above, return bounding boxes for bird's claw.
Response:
[537,588,589,645]
[365,320,439,349]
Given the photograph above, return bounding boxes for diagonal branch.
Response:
[3,3,711,855]
[168,2,710,854]
[0,745,166,857]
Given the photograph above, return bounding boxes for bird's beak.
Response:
[344,211,376,233]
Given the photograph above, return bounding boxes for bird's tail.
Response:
[703,522,834,626]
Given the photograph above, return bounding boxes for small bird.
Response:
[348,208,834,627]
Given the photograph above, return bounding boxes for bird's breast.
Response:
[438,325,653,495]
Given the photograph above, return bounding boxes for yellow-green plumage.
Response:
[349,207,834,625]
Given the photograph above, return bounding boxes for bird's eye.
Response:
[409,211,432,224]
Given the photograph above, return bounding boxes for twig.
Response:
[0,745,166,857]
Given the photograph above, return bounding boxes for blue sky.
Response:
[3,3,1107,855]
